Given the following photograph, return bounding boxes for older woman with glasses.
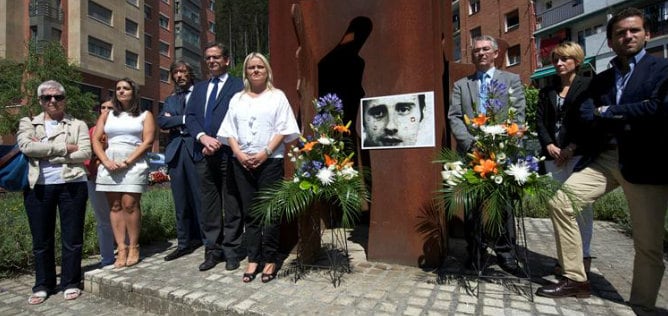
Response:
[17,80,91,304]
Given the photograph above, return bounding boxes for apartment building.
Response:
[0,0,216,149]
[532,0,668,86]
[451,0,538,84]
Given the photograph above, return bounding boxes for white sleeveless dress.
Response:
[96,111,149,193]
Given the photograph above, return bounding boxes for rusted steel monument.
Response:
[269,0,459,266]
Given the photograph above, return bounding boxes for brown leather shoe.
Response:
[536,277,591,298]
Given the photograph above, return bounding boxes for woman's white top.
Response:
[217,89,300,158]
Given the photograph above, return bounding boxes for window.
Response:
[175,22,201,46]
[144,5,152,20]
[545,1,552,10]
[125,18,138,37]
[88,36,112,59]
[209,0,215,11]
[159,41,170,56]
[453,13,460,32]
[126,0,138,6]
[88,1,112,25]
[470,27,481,43]
[469,0,480,15]
[145,34,153,49]
[507,45,521,66]
[160,68,170,83]
[159,14,169,30]
[505,10,519,32]
[145,62,152,77]
[30,26,38,39]
[209,21,215,33]
[161,0,169,4]
[125,50,138,69]
[454,34,462,61]
[141,98,153,112]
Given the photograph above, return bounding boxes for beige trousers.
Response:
[548,149,668,308]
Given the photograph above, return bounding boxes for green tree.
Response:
[216,0,269,66]
[523,84,539,132]
[0,41,96,135]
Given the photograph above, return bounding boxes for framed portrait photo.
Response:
[360,91,435,149]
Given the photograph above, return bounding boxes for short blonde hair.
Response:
[242,52,274,92]
[550,41,585,65]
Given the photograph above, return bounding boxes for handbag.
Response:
[0,144,29,191]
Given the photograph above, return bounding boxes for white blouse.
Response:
[217,89,300,158]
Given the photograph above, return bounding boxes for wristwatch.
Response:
[264,147,273,156]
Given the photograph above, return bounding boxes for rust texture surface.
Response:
[270,0,452,267]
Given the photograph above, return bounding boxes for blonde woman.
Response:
[218,53,299,283]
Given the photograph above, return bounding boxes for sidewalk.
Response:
[0,218,666,315]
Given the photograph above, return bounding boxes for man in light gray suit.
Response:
[447,35,526,273]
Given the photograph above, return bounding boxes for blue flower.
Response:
[317,93,344,114]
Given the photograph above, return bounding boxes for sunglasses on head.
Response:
[39,95,65,102]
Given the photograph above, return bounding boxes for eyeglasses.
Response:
[39,95,65,102]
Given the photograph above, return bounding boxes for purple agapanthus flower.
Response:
[312,112,334,128]
[486,79,507,98]
[317,93,344,114]
[516,155,540,172]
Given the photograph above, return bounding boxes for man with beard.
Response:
[158,61,203,261]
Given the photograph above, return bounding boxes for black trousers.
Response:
[195,151,243,259]
[233,158,283,263]
[464,205,516,257]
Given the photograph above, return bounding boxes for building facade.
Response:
[0,0,217,150]
[532,0,668,86]
[451,0,538,84]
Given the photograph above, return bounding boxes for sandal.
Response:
[243,262,259,283]
[28,290,47,305]
[126,245,140,267]
[261,272,277,283]
[114,246,128,268]
[261,263,277,283]
[63,288,81,301]
[242,273,256,283]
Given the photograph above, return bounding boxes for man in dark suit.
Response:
[536,9,668,314]
[447,35,526,273]
[185,43,244,271]
[158,61,203,261]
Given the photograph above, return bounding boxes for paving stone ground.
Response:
[0,218,666,315]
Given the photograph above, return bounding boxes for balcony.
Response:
[536,0,583,30]
[29,1,64,22]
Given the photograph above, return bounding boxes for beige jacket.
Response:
[16,112,91,189]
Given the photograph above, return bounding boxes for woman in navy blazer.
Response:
[536,42,593,274]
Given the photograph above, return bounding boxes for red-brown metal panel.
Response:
[270,0,452,267]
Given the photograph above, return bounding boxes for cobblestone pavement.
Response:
[0,218,666,315]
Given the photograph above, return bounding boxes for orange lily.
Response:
[473,159,498,178]
[505,123,520,136]
[472,114,488,126]
[333,124,350,134]
[324,154,337,167]
[301,141,318,153]
[337,156,354,170]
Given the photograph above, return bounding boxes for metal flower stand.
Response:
[438,208,534,302]
[287,204,352,287]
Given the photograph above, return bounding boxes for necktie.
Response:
[479,73,489,114]
[204,77,220,134]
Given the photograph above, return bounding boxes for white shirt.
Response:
[217,89,300,158]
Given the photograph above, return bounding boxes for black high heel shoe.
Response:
[261,263,277,283]
[243,263,259,283]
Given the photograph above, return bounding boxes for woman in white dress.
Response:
[92,78,156,268]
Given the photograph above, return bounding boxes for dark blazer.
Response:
[158,92,194,164]
[536,75,592,159]
[185,75,244,161]
[580,53,668,184]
